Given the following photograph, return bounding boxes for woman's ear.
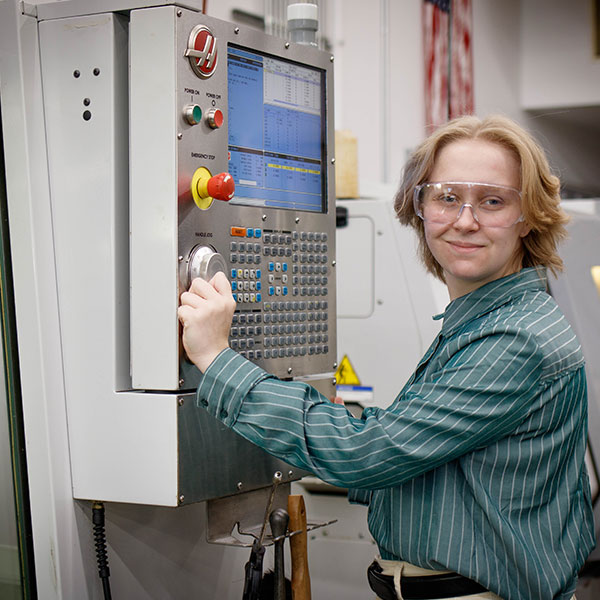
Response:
[519,222,532,238]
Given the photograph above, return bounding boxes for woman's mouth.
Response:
[446,240,485,253]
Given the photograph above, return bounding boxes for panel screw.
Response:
[285,42,290,49]
[333,362,338,369]
[177,9,182,16]
[332,260,336,267]
[178,255,184,262]
[237,481,243,490]
[262,214,267,221]
[330,56,334,62]
[331,158,335,164]
[179,378,185,386]
[179,495,185,504]
[288,470,293,478]
[177,133,183,140]
[295,217,300,224]
[234,27,240,34]
[288,367,292,374]
[332,377,337,385]
[178,397,184,406]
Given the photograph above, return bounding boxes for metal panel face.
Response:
[130,7,337,392]
[177,393,304,503]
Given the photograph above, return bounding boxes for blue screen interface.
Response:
[227,45,325,213]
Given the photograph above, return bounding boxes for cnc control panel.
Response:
[130,7,336,391]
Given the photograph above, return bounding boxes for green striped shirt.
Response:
[197,267,594,599]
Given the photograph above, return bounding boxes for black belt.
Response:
[367,560,488,600]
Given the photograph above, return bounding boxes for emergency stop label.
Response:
[191,152,215,160]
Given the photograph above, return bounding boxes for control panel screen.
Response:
[227,45,326,213]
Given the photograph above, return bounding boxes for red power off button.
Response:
[206,108,224,129]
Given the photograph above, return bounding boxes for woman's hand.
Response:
[177,272,237,373]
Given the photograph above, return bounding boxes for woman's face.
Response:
[423,139,530,300]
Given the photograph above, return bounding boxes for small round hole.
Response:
[83,98,91,106]
[83,110,92,121]
[73,70,81,78]
[93,68,100,76]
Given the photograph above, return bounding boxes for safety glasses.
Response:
[414,182,524,228]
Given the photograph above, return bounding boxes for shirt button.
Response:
[220,409,228,418]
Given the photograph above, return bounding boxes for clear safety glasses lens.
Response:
[413,182,524,228]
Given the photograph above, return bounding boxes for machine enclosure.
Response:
[38,5,335,506]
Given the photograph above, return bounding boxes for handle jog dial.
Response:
[186,245,227,287]
[190,167,235,209]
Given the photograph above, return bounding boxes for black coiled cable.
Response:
[92,502,112,600]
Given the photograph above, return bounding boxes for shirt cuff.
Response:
[195,348,270,427]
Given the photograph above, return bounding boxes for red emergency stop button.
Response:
[191,168,235,209]
[206,108,224,129]
[207,172,234,200]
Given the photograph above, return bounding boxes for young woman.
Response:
[178,115,594,600]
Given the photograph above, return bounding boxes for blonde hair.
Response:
[394,115,568,282]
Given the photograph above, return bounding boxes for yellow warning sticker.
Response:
[335,355,361,385]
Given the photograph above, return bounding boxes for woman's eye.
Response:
[481,197,504,209]
[438,194,459,204]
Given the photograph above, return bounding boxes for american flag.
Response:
[423,0,473,131]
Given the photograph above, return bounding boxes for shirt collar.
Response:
[434,267,548,337]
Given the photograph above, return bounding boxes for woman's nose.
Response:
[453,203,479,230]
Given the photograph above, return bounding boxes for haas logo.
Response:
[185,25,218,78]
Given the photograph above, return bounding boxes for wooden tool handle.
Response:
[287,495,311,600]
